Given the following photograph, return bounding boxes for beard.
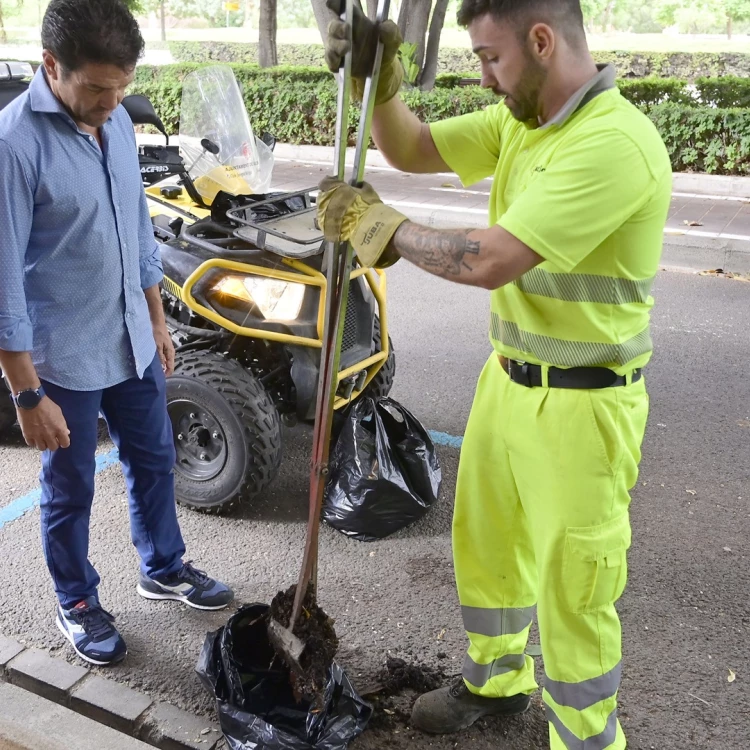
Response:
[494,57,547,124]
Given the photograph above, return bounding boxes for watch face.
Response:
[16,389,42,410]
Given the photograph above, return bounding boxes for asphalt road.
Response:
[0,266,748,749]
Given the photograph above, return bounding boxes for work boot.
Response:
[411,677,530,734]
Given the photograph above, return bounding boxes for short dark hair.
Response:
[41,0,145,73]
[457,0,586,45]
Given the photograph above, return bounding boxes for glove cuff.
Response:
[351,203,408,268]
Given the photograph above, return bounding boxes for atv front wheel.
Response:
[167,352,282,514]
[0,378,15,438]
[364,317,396,399]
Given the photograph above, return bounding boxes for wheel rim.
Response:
[168,399,228,481]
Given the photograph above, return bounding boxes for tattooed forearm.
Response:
[393,222,483,280]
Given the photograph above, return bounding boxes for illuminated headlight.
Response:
[212,275,305,321]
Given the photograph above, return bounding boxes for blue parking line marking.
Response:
[0,428,465,531]
[428,431,464,449]
[0,448,120,531]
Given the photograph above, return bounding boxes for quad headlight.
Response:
[211,275,305,322]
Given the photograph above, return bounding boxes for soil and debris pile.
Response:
[269,583,339,701]
[374,656,446,695]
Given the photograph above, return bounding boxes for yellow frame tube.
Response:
[181,258,326,348]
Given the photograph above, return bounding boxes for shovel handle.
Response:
[289,0,391,630]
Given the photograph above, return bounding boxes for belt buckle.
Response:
[511,359,533,388]
[519,363,533,387]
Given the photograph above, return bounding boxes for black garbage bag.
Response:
[323,396,442,541]
[196,604,372,750]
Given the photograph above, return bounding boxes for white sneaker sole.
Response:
[55,614,126,666]
[136,584,231,611]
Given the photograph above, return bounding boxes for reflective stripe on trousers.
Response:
[453,354,649,749]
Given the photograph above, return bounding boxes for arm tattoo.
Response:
[393,222,482,279]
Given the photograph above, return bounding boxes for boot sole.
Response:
[136,584,232,611]
[56,615,126,667]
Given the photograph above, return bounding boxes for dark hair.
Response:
[457,0,585,44]
[41,0,144,72]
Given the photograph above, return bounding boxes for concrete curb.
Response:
[0,634,221,750]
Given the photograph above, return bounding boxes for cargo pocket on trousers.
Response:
[561,513,632,614]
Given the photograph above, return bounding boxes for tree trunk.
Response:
[418,0,448,91]
[311,0,337,43]
[398,0,432,72]
[0,5,6,44]
[366,0,378,17]
[727,14,733,40]
[160,0,166,42]
[259,0,277,67]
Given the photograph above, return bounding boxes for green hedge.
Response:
[695,76,750,109]
[169,41,328,67]
[169,41,750,80]
[592,50,750,80]
[618,75,750,109]
[131,63,497,146]
[647,103,750,175]
[618,77,695,107]
[130,64,750,176]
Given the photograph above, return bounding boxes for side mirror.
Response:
[201,138,221,155]
[260,132,276,152]
[122,94,168,142]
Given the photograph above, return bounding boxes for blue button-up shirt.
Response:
[0,68,161,391]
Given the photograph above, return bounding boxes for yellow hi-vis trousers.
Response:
[453,355,650,749]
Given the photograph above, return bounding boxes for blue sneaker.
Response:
[56,597,127,666]
[136,561,234,611]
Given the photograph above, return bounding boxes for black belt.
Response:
[499,356,642,390]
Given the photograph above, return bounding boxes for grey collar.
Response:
[539,64,616,130]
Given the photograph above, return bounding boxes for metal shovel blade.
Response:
[267,616,306,671]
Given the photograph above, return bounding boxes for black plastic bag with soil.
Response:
[196,603,372,750]
[323,397,442,542]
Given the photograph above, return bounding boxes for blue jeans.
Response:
[39,355,186,608]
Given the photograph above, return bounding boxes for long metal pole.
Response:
[289,0,391,628]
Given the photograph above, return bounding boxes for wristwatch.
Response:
[12,385,46,410]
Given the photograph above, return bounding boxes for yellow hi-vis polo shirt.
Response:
[430,65,672,375]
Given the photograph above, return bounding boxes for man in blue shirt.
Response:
[0,0,233,666]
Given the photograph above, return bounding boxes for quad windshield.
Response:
[179,65,273,203]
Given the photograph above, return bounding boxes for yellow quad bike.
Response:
[123,65,395,514]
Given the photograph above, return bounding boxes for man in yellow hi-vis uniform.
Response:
[318,0,672,747]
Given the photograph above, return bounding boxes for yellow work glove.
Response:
[324,0,404,106]
[317,176,407,268]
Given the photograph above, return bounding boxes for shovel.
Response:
[267,0,392,672]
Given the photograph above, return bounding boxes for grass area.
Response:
[4,24,750,54]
